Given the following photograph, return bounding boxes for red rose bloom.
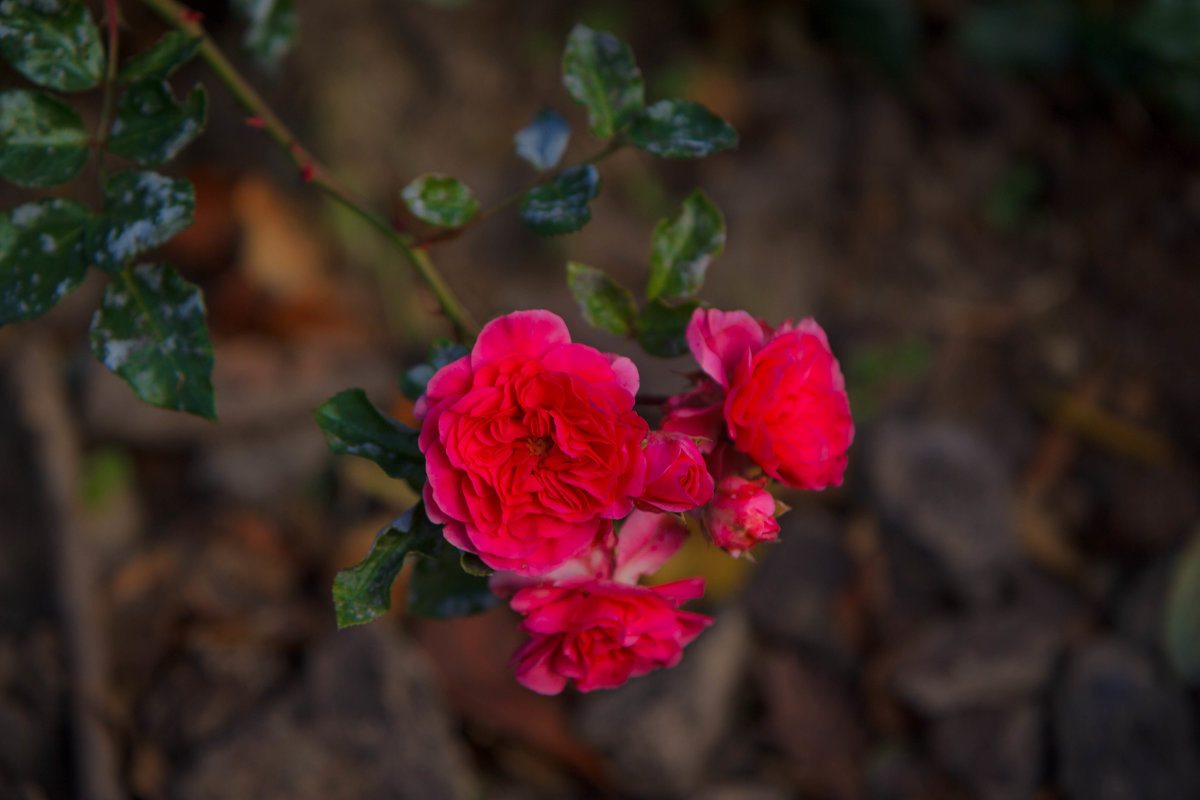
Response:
[684,309,853,491]
[509,577,711,694]
[416,310,648,575]
[724,318,853,490]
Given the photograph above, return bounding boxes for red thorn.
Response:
[245,115,265,128]
[180,9,203,23]
[300,163,316,182]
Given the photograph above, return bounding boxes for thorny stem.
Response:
[133,0,479,340]
[94,0,122,180]
[412,138,627,248]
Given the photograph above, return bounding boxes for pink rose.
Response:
[684,309,854,491]
[724,319,853,490]
[706,475,780,557]
[416,310,648,575]
[637,431,715,513]
[509,577,711,694]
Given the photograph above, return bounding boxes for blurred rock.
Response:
[889,608,1065,715]
[868,421,1020,605]
[413,609,608,785]
[694,784,794,800]
[742,508,858,665]
[863,744,969,800]
[1084,454,1200,553]
[140,644,289,752]
[1114,555,1174,654]
[756,649,866,800]
[1055,639,1199,800]
[0,628,68,798]
[928,703,1042,800]
[575,610,751,798]
[195,426,331,502]
[174,625,475,800]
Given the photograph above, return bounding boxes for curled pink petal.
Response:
[686,308,770,388]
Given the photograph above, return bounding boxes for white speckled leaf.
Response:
[647,189,725,301]
[562,24,643,139]
[514,109,570,170]
[118,30,202,84]
[90,170,195,272]
[0,198,92,325]
[0,0,104,92]
[566,260,637,335]
[107,80,206,166]
[401,174,479,228]
[518,164,599,236]
[230,0,296,73]
[0,88,90,187]
[89,263,216,419]
[628,99,737,159]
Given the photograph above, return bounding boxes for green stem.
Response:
[133,0,479,340]
[94,0,122,180]
[413,139,626,248]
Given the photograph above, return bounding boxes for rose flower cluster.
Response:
[415,308,853,694]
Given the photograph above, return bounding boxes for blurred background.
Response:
[3,0,1200,798]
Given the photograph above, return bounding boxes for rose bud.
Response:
[637,431,715,514]
[706,475,780,558]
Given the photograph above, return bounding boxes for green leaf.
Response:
[0,0,103,91]
[90,169,195,272]
[514,108,570,170]
[407,539,500,619]
[518,164,600,236]
[401,174,479,228]
[647,189,724,301]
[0,198,91,325]
[627,99,737,159]
[313,388,424,485]
[118,30,203,83]
[0,89,89,187]
[333,504,442,628]
[566,261,637,336]
[562,23,644,139]
[107,80,206,166]
[230,0,296,73]
[1165,527,1200,682]
[89,263,216,419]
[635,298,700,358]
